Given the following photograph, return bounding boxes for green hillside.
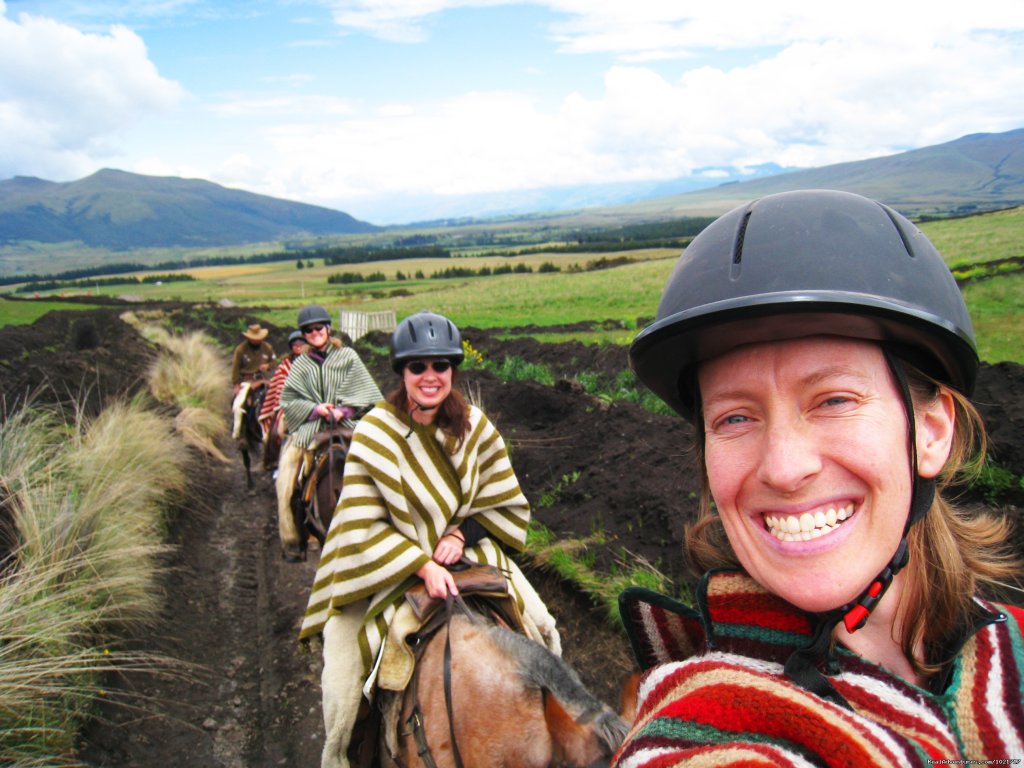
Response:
[0,169,377,250]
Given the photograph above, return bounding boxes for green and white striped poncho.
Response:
[279,340,383,450]
[299,401,531,672]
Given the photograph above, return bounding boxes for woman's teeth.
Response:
[764,504,854,541]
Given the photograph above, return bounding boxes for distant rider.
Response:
[259,329,305,472]
[277,305,382,561]
[230,323,275,440]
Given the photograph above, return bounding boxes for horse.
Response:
[369,593,630,768]
[292,419,353,558]
[236,382,266,489]
[261,409,285,473]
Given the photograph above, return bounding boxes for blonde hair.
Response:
[685,365,1020,680]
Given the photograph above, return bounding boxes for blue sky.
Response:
[2,1,1024,224]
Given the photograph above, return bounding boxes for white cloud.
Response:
[0,3,185,179]
[322,0,510,42]
[209,25,1024,218]
[322,0,1024,57]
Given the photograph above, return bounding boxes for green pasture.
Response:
[0,297,102,326]
[920,206,1024,265]
[1,207,1022,364]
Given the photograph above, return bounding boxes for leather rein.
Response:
[404,593,466,768]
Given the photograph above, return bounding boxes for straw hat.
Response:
[242,323,269,341]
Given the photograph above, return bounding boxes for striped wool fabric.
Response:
[279,340,382,450]
[614,571,1024,767]
[299,402,532,671]
[258,355,293,425]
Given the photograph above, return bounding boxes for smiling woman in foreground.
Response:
[615,189,1024,766]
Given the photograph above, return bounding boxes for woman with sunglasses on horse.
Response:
[613,190,1024,767]
[300,310,561,768]
[277,304,382,562]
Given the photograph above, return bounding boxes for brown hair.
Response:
[386,368,470,453]
[685,364,1020,680]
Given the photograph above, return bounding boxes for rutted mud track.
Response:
[0,302,1021,767]
[77,454,326,765]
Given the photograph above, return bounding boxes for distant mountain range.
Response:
[600,127,1024,221]
[0,169,376,249]
[1,128,1022,252]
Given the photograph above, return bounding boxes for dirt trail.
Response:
[78,453,326,766]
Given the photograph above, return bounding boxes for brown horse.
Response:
[293,422,352,557]
[375,600,629,768]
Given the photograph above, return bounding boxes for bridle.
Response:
[404,593,467,768]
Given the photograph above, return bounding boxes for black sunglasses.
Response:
[302,324,328,334]
[405,359,452,375]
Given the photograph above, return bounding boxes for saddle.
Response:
[297,425,354,548]
[376,563,523,693]
[302,426,354,505]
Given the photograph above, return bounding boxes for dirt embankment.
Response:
[0,303,1021,766]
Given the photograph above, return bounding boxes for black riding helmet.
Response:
[390,310,465,373]
[297,304,332,330]
[630,188,978,421]
[630,189,980,707]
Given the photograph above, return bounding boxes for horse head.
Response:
[542,690,629,768]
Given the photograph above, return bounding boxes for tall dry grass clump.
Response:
[145,329,231,457]
[0,396,190,764]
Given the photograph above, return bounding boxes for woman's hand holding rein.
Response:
[416,559,459,599]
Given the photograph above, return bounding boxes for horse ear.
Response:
[620,672,641,724]
[543,690,598,765]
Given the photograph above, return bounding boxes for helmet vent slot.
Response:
[730,208,753,276]
[881,205,917,259]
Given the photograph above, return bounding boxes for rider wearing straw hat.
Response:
[230,322,275,440]
[614,190,1024,766]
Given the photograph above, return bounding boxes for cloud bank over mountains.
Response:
[2,1,1024,223]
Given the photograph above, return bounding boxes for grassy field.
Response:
[920,206,1024,265]
[1,208,1022,364]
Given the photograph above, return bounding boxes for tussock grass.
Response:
[175,406,231,462]
[147,332,230,411]
[144,328,231,457]
[0,395,191,764]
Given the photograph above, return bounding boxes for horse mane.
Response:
[481,617,629,751]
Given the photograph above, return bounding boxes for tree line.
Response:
[14,273,196,294]
[326,255,637,285]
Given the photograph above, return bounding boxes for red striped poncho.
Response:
[258,355,294,427]
[614,570,1024,767]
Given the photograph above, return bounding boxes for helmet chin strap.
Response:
[404,400,439,438]
[784,350,933,708]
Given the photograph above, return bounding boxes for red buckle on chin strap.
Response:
[842,537,908,634]
[843,577,888,634]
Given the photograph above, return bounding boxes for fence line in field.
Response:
[338,309,397,341]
